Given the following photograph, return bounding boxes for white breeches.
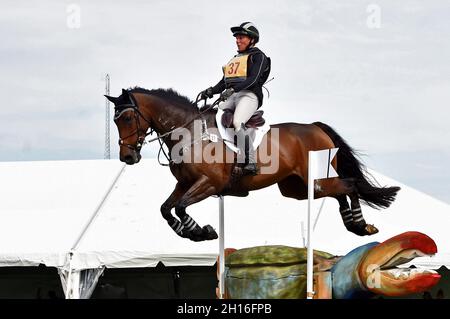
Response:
[218,90,258,131]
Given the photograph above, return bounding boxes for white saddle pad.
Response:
[215,108,271,154]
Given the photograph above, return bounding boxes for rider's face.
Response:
[235,35,252,52]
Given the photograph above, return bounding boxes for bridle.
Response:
[114,97,153,153]
[114,91,222,165]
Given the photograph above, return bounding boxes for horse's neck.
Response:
[158,106,198,134]
[138,95,196,133]
[141,95,200,149]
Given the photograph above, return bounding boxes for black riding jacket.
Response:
[211,47,271,108]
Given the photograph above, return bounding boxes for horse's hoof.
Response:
[190,235,206,242]
[184,225,218,242]
[351,223,379,236]
[183,230,205,242]
[364,224,379,235]
[202,225,218,240]
[179,230,191,239]
[191,225,204,236]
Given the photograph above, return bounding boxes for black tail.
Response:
[313,121,400,209]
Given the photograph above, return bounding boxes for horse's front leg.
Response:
[174,175,219,242]
[160,182,192,239]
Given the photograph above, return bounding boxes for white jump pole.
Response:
[306,148,339,299]
[306,151,315,299]
[219,195,225,299]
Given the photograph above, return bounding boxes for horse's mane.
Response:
[128,87,197,112]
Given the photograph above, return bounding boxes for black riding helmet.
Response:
[230,22,259,44]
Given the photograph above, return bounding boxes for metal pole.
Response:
[105,74,111,159]
[307,151,314,299]
[313,198,326,231]
[219,195,225,299]
[65,251,74,299]
[71,164,126,251]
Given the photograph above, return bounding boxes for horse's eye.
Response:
[124,116,132,123]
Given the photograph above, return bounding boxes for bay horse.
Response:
[105,87,400,242]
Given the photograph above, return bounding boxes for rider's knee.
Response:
[233,121,245,132]
[233,123,240,131]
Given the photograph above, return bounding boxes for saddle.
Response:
[221,109,266,129]
[217,109,265,184]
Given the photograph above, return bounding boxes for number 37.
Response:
[227,62,240,74]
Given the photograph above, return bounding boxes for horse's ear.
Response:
[121,88,134,105]
[104,95,118,104]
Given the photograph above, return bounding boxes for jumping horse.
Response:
[105,87,400,242]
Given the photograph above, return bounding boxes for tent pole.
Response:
[65,164,126,299]
[65,251,74,299]
[71,164,127,251]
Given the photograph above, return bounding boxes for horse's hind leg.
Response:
[348,192,379,236]
[336,195,355,233]
[329,179,378,236]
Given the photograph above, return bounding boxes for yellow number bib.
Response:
[223,54,249,83]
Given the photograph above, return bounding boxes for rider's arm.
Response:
[232,53,267,92]
[211,77,226,95]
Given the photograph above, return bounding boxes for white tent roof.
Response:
[0,159,448,270]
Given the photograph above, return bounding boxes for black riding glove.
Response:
[200,87,214,99]
[220,88,235,101]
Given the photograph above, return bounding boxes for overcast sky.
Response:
[1,0,449,203]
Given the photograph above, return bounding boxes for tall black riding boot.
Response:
[236,125,258,176]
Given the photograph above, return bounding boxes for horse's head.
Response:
[105,89,151,165]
